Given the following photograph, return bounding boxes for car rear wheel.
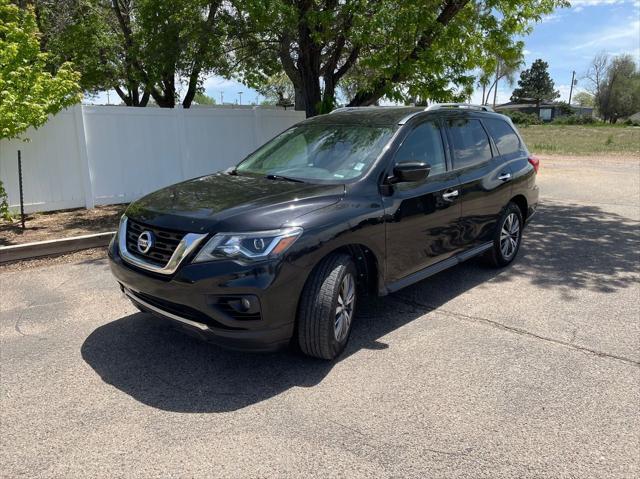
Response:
[297,254,357,360]
[486,202,523,267]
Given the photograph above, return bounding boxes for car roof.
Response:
[304,106,509,128]
[305,107,424,127]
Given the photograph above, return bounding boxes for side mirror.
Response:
[389,162,431,184]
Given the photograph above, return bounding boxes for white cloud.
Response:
[570,0,640,12]
[571,0,636,6]
[570,19,640,51]
[540,13,562,23]
[202,76,243,89]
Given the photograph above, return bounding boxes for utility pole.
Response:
[220,92,224,104]
[238,91,243,105]
[568,70,576,105]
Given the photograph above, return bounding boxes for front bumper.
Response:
[109,241,307,352]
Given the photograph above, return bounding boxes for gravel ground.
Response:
[1,155,638,478]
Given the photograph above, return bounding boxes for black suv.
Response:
[109,104,539,359]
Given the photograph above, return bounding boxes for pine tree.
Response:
[511,59,559,106]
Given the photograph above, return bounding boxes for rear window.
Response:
[448,119,492,168]
[484,118,522,156]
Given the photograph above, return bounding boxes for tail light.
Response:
[528,156,540,174]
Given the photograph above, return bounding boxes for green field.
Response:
[518,125,640,156]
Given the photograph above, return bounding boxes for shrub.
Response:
[555,102,574,116]
[0,181,10,221]
[503,111,542,126]
[551,115,600,125]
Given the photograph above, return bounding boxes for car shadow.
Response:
[81,200,639,412]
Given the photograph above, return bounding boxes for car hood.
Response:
[125,172,345,233]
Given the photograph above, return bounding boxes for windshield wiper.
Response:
[265,174,305,183]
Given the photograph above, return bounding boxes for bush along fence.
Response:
[0,105,304,214]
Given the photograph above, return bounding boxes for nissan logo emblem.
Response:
[137,231,154,254]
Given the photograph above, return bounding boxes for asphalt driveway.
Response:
[1,155,638,478]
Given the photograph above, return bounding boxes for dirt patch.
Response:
[0,204,126,247]
[0,247,107,272]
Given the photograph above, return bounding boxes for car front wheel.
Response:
[297,254,357,360]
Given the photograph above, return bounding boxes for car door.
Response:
[445,116,513,248]
[383,119,463,284]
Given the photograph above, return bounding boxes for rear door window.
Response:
[483,119,522,156]
[447,119,492,169]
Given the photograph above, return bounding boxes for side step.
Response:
[385,242,493,294]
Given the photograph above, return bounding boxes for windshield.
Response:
[236,124,395,182]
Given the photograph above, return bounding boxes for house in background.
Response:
[495,101,594,121]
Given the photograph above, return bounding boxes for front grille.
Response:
[126,219,185,266]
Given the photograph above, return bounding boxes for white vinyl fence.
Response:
[0,105,305,213]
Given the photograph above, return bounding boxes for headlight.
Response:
[192,227,303,263]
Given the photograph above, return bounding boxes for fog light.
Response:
[241,297,251,311]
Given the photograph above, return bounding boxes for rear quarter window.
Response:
[483,118,522,156]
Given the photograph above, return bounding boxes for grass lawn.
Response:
[518,125,640,156]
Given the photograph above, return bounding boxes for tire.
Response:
[485,202,524,267]
[297,254,357,360]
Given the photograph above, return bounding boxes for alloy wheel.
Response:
[334,273,356,342]
[500,212,521,260]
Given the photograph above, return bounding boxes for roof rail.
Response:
[425,103,494,112]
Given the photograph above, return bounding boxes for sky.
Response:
[87,0,640,107]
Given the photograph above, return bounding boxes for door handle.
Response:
[442,189,459,201]
[498,172,512,181]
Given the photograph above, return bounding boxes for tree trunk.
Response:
[182,68,201,109]
[294,86,305,111]
[300,68,322,117]
[296,8,322,117]
[114,86,131,105]
[140,90,150,107]
[150,74,176,108]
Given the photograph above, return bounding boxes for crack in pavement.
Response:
[391,296,640,368]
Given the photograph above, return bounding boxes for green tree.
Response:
[596,55,639,123]
[1,1,81,138]
[16,1,121,94]
[478,52,524,106]
[253,72,295,107]
[193,91,216,105]
[130,0,227,108]
[22,0,228,108]
[231,0,566,117]
[0,0,81,218]
[510,58,559,106]
[572,91,594,107]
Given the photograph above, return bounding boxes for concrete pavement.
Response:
[1,156,638,478]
